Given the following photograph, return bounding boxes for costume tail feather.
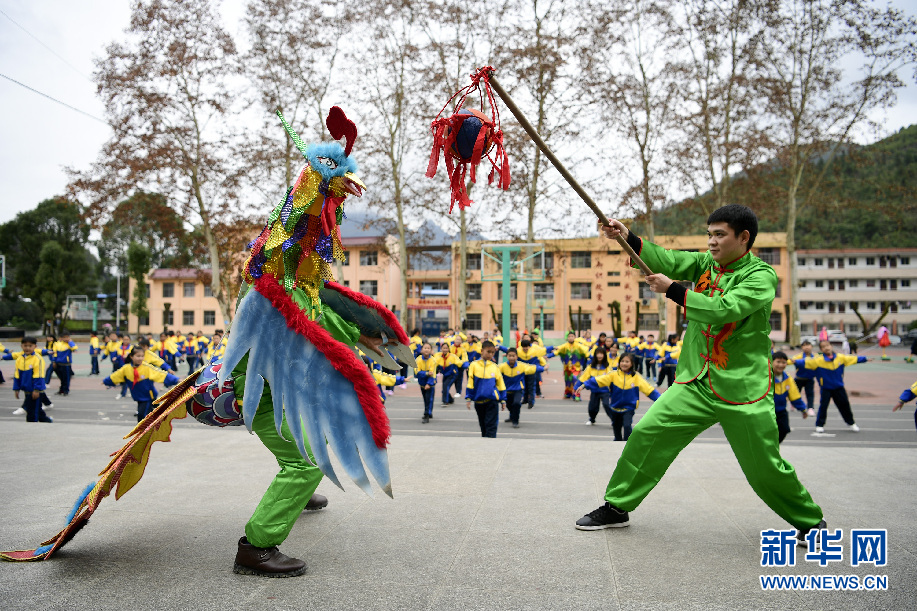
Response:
[0,369,201,562]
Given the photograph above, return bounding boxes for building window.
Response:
[495,313,518,330]
[607,271,621,277]
[890,302,898,313]
[359,251,378,266]
[342,280,350,287]
[828,302,836,314]
[775,280,782,298]
[800,302,809,310]
[902,256,910,265]
[466,252,482,270]
[849,280,858,288]
[815,302,825,310]
[839,302,846,313]
[163,309,174,326]
[866,302,876,310]
[890,280,898,290]
[204,285,213,297]
[541,252,554,270]
[466,283,482,301]
[145,283,151,298]
[203,310,215,325]
[846,323,861,334]
[638,313,660,329]
[183,311,194,326]
[533,283,555,299]
[848,257,857,266]
[757,248,780,265]
[828,258,835,269]
[539,313,555,331]
[800,323,811,334]
[571,251,592,268]
[799,280,807,288]
[570,312,592,331]
[838,280,845,290]
[798,257,806,266]
[769,311,782,331]
[342,251,350,265]
[850,301,859,310]
[880,280,887,290]
[465,313,482,329]
[163,282,174,298]
[902,279,911,288]
[570,282,592,299]
[828,280,835,290]
[139,315,149,326]
[183,282,195,297]
[815,280,824,288]
[359,280,378,298]
[496,283,518,300]
[814,258,823,266]
[607,282,621,287]
[866,257,875,266]
[866,279,876,288]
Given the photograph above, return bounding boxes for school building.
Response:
[131,213,917,343]
[796,248,917,336]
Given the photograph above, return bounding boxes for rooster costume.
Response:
[2,109,413,577]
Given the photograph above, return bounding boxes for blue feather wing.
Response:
[217,290,391,497]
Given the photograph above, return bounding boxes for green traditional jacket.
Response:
[628,234,776,405]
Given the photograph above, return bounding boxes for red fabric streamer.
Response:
[426,66,511,213]
[253,275,391,449]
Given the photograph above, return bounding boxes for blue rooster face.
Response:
[306,141,363,197]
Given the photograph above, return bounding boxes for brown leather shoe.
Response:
[233,537,306,577]
[303,493,328,511]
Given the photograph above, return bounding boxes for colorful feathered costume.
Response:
[2,107,413,563]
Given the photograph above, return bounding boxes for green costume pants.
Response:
[244,383,324,549]
[604,377,823,529]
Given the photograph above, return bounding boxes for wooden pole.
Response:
[487,72,653,276]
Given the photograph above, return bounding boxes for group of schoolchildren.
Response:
[404,328,917,441]
[2,329,226,424]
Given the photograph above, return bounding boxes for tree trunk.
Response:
[393,174,408,330]
[193,180,231,327]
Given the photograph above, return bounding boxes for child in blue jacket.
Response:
[465,341,506,438]
[893,379,917,431]
[104,347,180,422]
[772,351,808,443]
[594,354,660,441]
[11,336,52,423]
[498,347,544,428]
[795,340,868,433]
[415,342,438,423]
[574,347,614,425]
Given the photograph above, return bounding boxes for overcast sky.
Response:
[1,0,915,227]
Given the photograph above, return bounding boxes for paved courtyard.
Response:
[0,346,915,609]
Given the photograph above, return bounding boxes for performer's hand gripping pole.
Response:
[486,70,653,276]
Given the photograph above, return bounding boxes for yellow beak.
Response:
[331,172,365,197]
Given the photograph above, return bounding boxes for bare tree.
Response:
[350,0,431,329]
[239,0,352,206]
[756,0,917,345]
[418,0,504,332]
[497,0,582,333]
[579,0,682,336]
[674,0,765,213]
[69,0,243,324]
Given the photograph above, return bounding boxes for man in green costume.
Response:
[576,205,825,545]
[232,286,385,577]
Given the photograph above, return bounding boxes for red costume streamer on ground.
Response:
[426,66,511,212]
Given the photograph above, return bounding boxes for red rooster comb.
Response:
[326,106,357,157]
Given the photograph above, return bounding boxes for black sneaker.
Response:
[504,418,513,423]
[575,502,629,530]
[512,423,520,428]
[796,519,827,548]
[421,415,430,424]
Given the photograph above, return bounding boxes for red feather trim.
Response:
[323,280,410,345]
[253,275,391,448]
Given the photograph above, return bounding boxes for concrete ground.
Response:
[0,346,915,609]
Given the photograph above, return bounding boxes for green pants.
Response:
[605,377,823,529]
[244,383,324,548]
